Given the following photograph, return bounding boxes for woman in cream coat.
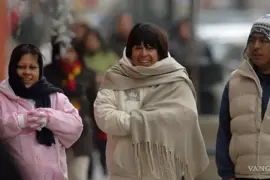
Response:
[94,23,209,180]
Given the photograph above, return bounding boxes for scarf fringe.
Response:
[133,142,185,180]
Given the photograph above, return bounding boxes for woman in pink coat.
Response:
[0,44,83,180]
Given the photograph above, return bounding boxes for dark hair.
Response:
[9,44,44,79]
[126,23,168,60]
[84,28,108,53]
[72,39,85,61]
[51,38,88,70]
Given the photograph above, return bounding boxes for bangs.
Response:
[128,26,159,48]
[126,23,168,59]
[11,44,42,63]
[21,44,40,55]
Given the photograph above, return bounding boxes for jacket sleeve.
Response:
[216,82,235,179]
[94,89,130,136]
[0,110,24,140]
[43,93,83,148]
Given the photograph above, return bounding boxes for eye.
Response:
[29,66,38,70]
[16,65,39,70]
[248,37,255,43]
[145,44,155,50]
[262,37,269,43]
[17,65,25,69]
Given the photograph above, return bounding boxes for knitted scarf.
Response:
[61,59,82,92]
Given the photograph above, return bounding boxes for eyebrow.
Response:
[252,35,265,38]
[249,36,268,41]
[17,64,39,67]
[251,33,266,38]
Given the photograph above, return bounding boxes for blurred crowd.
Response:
[6,10,223,180]
[3,1,270,180]
[5,0,258,180]
[3,1,226,178]
[7,3,224,113]
[52,14,222,180]
[6,0,270,121]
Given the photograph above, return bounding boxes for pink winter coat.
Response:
[0,80,83,180]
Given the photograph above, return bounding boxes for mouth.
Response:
[23,78,32,83]
[252,54,263,59]
[252,51,263,56]
[253,54,262,56]
[138,60,151,66]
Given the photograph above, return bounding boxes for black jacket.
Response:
[44,62,97,156]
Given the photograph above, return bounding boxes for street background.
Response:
[1,0,270,179]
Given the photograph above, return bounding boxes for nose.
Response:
[140,48,148,56]
[23,68,31,75]
[254,40,261,49]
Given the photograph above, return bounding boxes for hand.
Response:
[27,111,48,131]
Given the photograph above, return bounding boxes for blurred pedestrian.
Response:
[71,22,91,50]
[216,14,270,180]
[0,44,83,180]
[83,27,118,179]
[44,38,97,180]
[94,23,209,180]
[83,28,119,85]
[109,13,133,57]
[169,18,222,114]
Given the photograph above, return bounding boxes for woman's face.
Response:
[17,54,40,88]
[85,33,101,52]
[131,43,159,67]
[62,48,78,64]
[75,25,88,40]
